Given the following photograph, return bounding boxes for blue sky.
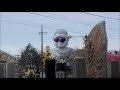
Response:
[0,12,120,55]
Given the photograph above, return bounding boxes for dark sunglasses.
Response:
[54,37,66,42]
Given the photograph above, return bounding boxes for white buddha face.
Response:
[54,30,69,48]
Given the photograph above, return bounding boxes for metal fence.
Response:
[0,62,20,78]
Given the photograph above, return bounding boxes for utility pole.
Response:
[41,25,43,56]
[38,25,47,78]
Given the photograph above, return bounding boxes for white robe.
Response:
[51,47,75,66]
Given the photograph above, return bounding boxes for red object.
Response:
[107,53,120,61]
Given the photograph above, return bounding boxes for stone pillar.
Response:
[56,63,66,78]
[45,60,55,78]
[73,57,86,78]
[107,60,111,78]
[85,21,108,78]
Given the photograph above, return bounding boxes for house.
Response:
[0,50,19,78]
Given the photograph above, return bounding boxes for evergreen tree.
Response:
[19,43,41,77]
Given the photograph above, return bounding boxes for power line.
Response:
[44,26,88,35]
[25,12,119,32]
[3,16,120,33]
[2,13,119,33]
[1,16,42,26]
[2,16,120,33]
[50,13,119,30]
[80,12,119,20]
[47,31,118,40]
[1,19,119,40]
[0,19,87,42]
[25,12,95,26]
[102,12,118,16]
[1,17,86,33]
[108,34,119,38]
[46,12,92,25]
[35,24,88,35]
[108,37,120,40]
[1,19,41,27]
[0,18,88,35]
[47,12,120,31]
[47,32,120,40]
[1,16,62,31]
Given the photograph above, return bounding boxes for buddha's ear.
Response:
[66,38,69,45]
